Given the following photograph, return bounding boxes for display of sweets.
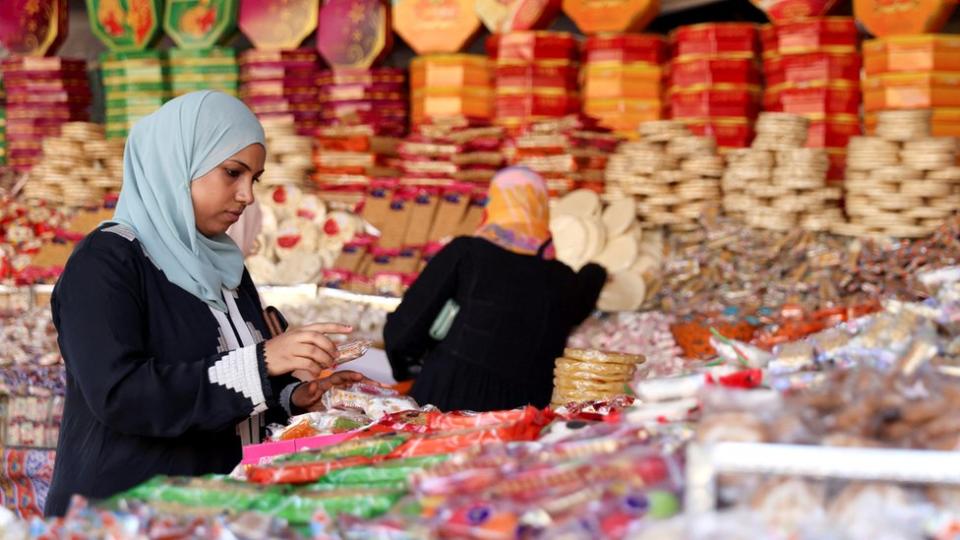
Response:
[240,48,322,137]
[100,49,169,140]
[836,109,960,239]
[319,68,407,138]
[166,47,239,98]
[722,112,843,232]
[410,55,493,127]
[1,57,92,172]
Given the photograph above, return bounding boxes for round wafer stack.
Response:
[23,122,124,207]
[256,115,315,188]
[605,120,722,230]
[551,348,645,407]
[837,111,960,238]
[723,113,842,232]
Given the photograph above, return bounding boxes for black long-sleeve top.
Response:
[384,236,607,412]
[44,223,299,517]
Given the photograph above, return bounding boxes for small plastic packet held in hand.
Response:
[335,339,372,365]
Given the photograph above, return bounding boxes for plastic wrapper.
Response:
[262,486,406,524]
[336,339,372,365]
[317,455,450,487]
[247,454,375,485]
[425,406,551,431]
[388,420,547,459]
[270,409,372,441]
[117,476,284,513]
[322,383,420,419]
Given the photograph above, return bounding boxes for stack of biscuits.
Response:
[22,123,125,207]
[605,120,724,232]
[551,348,645,407]
[836,110,960,238]
[258,116,315,188]
[722,112,843,232]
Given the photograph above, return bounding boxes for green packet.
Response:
[115,475,288,512]
[275,434,409,463]
[317,455,450,486]
[257,487,405,525]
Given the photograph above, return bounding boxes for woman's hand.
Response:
[263,323,352,379]
[291,371,384,412]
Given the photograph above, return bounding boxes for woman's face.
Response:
[191,143,266,237]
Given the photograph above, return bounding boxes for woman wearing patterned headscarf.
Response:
[45,91,374,516]
[384,167,607,412]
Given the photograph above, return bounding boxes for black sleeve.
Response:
[569,262,607,325]
[54,244,274,438]
[240,269,301,422]
[384,238,464,381]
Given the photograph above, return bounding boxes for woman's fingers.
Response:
[289,356,324,378]
[294,331,339,361]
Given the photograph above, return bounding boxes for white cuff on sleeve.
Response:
[208,344,267,414]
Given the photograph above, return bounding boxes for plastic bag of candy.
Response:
[322,384,419,419]
[270,409,372,441]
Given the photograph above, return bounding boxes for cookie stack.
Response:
[551,348,645,407]
[22,123,124,207]
[836,110,960,238]
[258,116,315,188]
[605,120,723,231]
[722,112,843,231]
[400,125,505,186]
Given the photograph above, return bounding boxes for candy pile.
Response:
[22,123,124,207]
[240,48,323,137]
[654,215,960,316]
[0,306,61,368]
[551,189,664,311]
[722,112,843,232]
[605,120,723,231]
[569,311,686,379]
[837,109,960,239]
[1,57,92,172]
[551,348,644,407]
[508,116,618,195]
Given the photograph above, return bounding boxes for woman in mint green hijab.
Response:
[46,91,374,517]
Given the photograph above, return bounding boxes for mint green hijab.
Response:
[113,91,266,312]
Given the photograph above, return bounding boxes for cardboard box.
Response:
[316,0,390,68]
[671,23,758,59]
[476,0,561,33]
[163,0,238,49]
[863,72,960,111]
[770,17,857,55]
[379,196,415,249]
[494,31,579,62]
[455,193,489,236]
[670,57,760,89]
[584,34,667,64]
[404,190,441,246]
[768,84,861,115]
[584,64,662,99]
[411,55,492,87]
[412,90,495,123]
[393,0,480,54]
[750,0,838,23]
[764,52,861,87]
[855,0,956,37]
[806,115,861,148]
[0,0,69,56]
[496,92,581,117]
[562,0,658,34]
[496,61,579,90]
[429,187,473,242]
[683,118,754,148]
[669,86,762,118]
[864,35,960,75]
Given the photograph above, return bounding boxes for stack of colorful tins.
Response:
[0,78,6,166]
[492,32,581,133]
[668,23,762,150]
[399,124,506,187]
[1,57,91,172]
[762,17,861,181]
[410,55,493,128]
[508,115,620,195]
[101,50,169,140]
[319,68,407,138]
[166,47,239,99]
[863,35,960,138]
[240,49,322,137]
[582,34,667,138]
